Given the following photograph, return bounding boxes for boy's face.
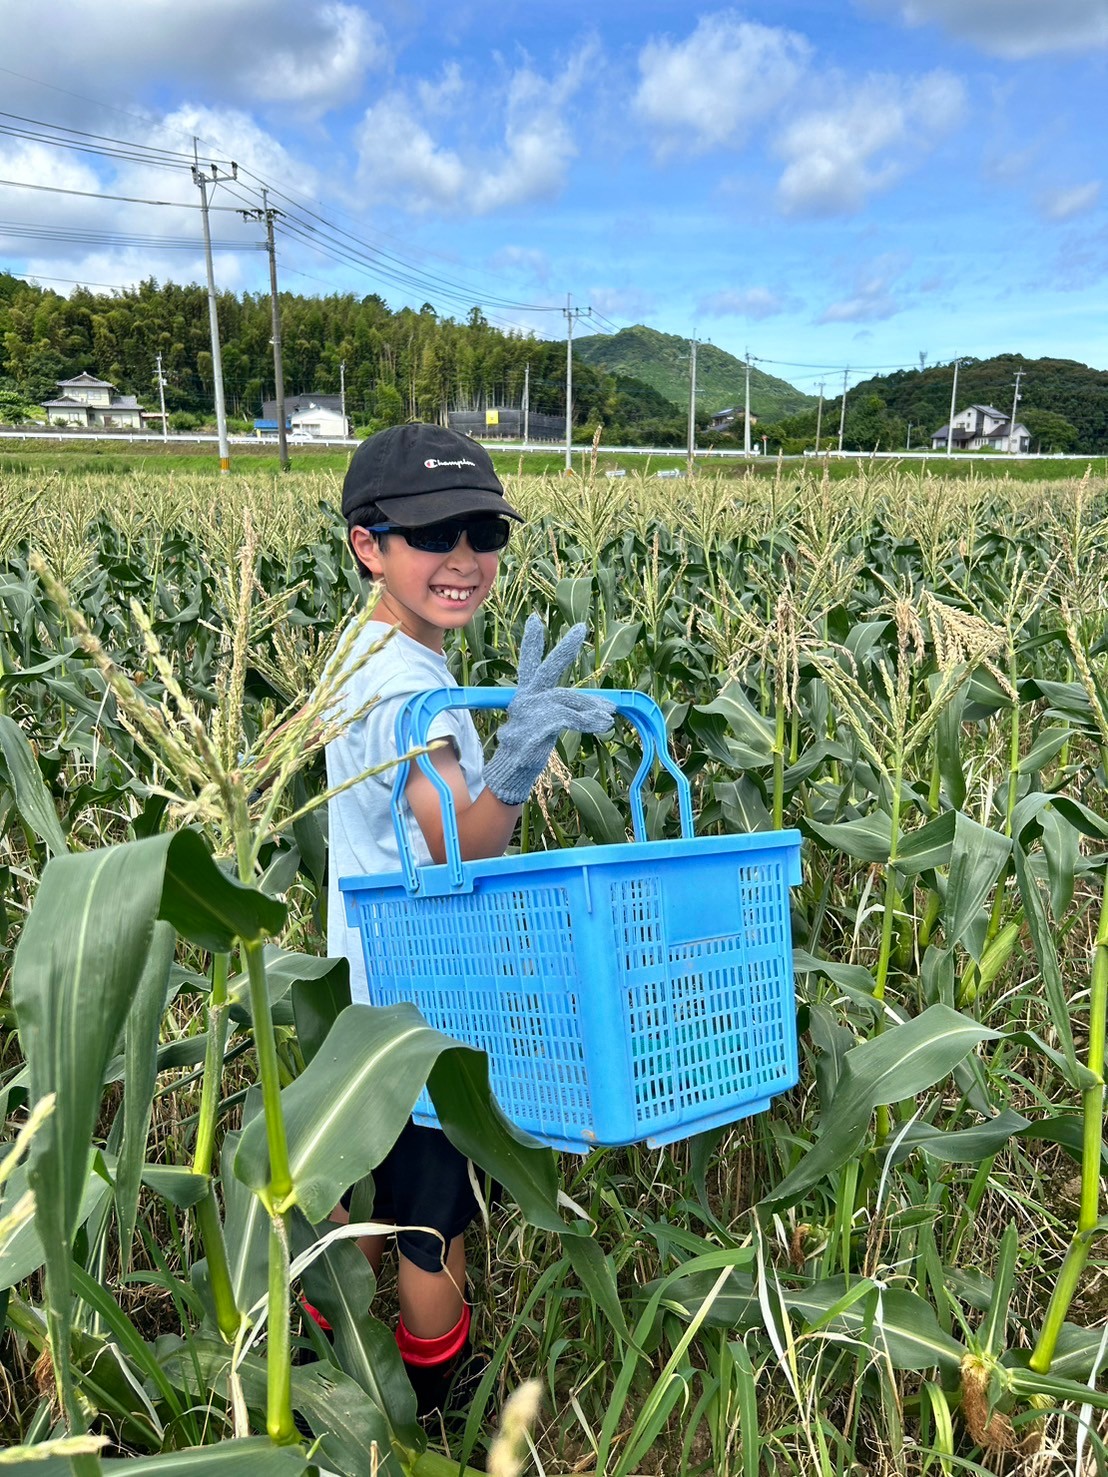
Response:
[350,523,499,651]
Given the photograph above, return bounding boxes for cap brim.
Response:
[372,487,523,525]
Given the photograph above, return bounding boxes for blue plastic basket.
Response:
[340,686,802,1152]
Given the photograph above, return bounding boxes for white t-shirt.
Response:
[325,620,486,1003]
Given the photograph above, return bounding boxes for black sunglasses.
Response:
[367,516,512,554]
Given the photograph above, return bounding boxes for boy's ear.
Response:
[350,525,384,577]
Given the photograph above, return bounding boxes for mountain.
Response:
[845,353,1108,453]
[573,324,815,419]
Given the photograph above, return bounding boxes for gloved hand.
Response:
[483,615,616,805]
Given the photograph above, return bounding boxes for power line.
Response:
[0,176,244,209]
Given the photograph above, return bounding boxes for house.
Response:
[41,371,144,430]
[255,394,349,439]
[708,408,756,432]
[931,404,1031,453]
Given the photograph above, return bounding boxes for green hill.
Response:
[846,354,1108,453]
[573,324,814,419]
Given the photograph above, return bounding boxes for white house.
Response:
[41,371,144,430]
[255,394,349,439]
[931,404,1031,453]
[708,407,757,432]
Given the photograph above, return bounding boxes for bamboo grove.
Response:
[2,459,1108,1473]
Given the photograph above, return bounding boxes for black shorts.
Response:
[343,1120,481,1275]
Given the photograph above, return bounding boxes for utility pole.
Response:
[814,381,824,452]
[154,352,168,443]
[687,337,698,475]
[192,141,235,474]
[241,188,288,471]
[1008,367,1024,454]
[522,361,530,445]
[837,369,849,452]
[743,351,752,455]
[946,357,964,455]
[562,294,587,472]
[340,359,347,436]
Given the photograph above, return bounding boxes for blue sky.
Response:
[1,0,1105,394]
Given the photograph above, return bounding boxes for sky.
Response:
[1,0,1106,396]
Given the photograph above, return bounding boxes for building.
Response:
[708,408,757,432]
[41,372,145,430]
[255,394,349,440]
[931,404,1031,453]
[448,408,564,441]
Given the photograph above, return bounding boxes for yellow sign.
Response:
[485,409,499,426]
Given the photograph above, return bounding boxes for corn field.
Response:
[2,460,1108,1475]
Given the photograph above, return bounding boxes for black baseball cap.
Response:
[342,423,522,528]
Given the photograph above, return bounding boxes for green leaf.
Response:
[1013,844,1082,1086]
[140,1164,211,1210]
[116,920,175,1269]
[761,1006,998,1209]
[1018,725,1072,775]
[0,1155,112,1290]
[887,1108,1031,1166]
[696,683,775,760]
[784,1281,964,1377]
[291,957,351,1067]
[297,1227,422,1448]
[426,1046,562,1232]
[0,713,68,856]
[945,813,1011,960]
[804,811,892,864]
[555,575,593,626]
[100,1438,312,1472]
[159,831,287,951]
[1040,805,1078,920]
[714,777,774,833]
[896,810,956,875]
[599,618,643,666]
[236,1003,560,1229]
[221,1115,270,1315]
[569,775,627,844]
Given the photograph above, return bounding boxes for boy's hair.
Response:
[348,502,387,579]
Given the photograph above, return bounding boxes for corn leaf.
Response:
[760,1005,998,1209]
[116,920,175,1271]
[297,1227,423,1448]
[944,812,1012,959]
[0,712,68,856]
[234,1003,560,1231]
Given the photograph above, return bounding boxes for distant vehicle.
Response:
[289,430,314,443]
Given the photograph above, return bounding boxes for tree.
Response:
[1022,408,1079,453]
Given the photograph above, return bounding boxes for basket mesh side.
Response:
[356,884,592,1135]
[616,861,794,1127]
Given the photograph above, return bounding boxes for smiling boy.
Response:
[322,423,612,1414]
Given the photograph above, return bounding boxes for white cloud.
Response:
[487,245,552,285]
[818,255,908,323]
[0,104,314,296]
[585,286,658,323]
[633,12,810,154]
[698,287,789,320]
[1039,181,1102,221]
[4,0,385,118]
[775,71,966,216]
[865,0,1108,58]
[355,51,591,215]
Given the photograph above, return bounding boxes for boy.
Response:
[322,422,613,1414]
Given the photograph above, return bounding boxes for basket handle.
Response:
[390,686,694,892]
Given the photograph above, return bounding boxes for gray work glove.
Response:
[483,615,616,806]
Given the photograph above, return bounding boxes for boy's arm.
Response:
[405,743,521,864]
